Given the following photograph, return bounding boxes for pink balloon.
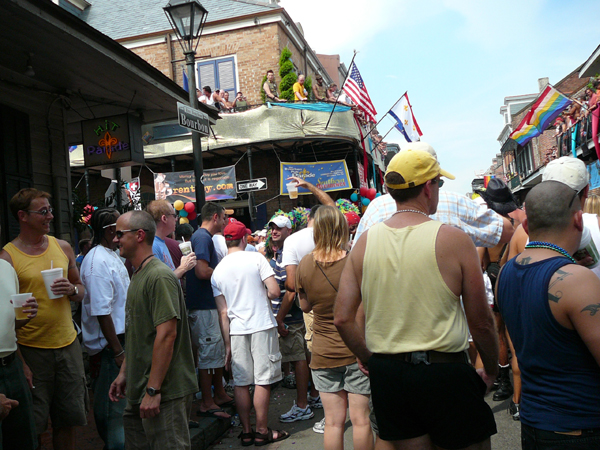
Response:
[184,202,196,213]
[367,188,377,200]
[359,187,368,197]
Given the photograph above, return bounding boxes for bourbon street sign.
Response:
[177,102,210,136]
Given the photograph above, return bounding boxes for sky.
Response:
[279,0,600,195]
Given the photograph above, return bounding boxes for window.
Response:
[197,56,237,99]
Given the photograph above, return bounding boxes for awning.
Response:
[580,44,600,78]
[0,0,219,145]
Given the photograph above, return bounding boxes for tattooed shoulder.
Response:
[518,256,532,265]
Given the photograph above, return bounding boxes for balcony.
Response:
[556,114,597,159]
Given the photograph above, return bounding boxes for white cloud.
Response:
[279,0,400,54]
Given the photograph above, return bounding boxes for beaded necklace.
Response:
[392,209,429,218]
[524,241,577,264]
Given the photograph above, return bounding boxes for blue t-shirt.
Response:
[270,249,303,324]
[153,236,176,271]
[186,228,219,310]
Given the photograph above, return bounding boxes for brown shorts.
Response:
[279,323,307,363]
[19,339,88,434]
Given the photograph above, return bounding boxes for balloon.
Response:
[361,198,371,206]
[179,210,188,218]
[173,200,184,211]
[367,188,377,200]
[188,211,197,221]
[179,217,189,224]
[350,193,359,202]
[375,192,381,198]
[359,187,368,197]
[184,202,195,213]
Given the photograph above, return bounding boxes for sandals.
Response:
[254,427,290,446]
[238,429,255,447]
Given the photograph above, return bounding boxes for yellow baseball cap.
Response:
[385,148,455,189]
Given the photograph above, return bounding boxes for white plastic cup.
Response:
[577,226,600,269]
[179,241,192,256]
[287,182,298,199]
[41,268,64,299]
[11,293,32,320]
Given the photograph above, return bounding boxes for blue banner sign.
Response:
[280,160,352,195]
[588,160,600,191]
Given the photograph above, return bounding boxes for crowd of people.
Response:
[2,143,600,450]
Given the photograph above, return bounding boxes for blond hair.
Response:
[146,200,173,222]
[312,205,349,261]
[584,194,600,215]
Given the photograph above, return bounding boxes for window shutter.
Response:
[198,62,216,91]
[217,59,235,99]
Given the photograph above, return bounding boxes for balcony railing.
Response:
[556,114,595,158]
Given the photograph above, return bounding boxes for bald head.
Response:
[525,181,580,236]
[121,210,156,245]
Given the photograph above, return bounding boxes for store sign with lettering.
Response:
[81,114,144,169]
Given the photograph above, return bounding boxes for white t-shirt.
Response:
[0,260,18,357]
[81,245,130,355]
[211,251,276,335]
[199,94,215,106]
[282,227,315,267]
[212,234,228,263]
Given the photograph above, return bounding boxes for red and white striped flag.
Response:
[343,63,377,123]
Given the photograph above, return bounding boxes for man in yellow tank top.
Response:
[0,188,87,450]
[335,149,499,450]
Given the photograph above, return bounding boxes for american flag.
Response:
[343,63,377,123]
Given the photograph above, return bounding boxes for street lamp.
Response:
[164,0,208,209]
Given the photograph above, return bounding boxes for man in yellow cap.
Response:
[335,149,499,450]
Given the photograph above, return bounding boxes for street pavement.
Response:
[209,384,521,449]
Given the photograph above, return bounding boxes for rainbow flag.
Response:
[509,85,572,146]
[483,175,494,188]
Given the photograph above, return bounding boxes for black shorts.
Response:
[369,354,497,449]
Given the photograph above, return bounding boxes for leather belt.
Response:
[0,351,16,366]
[374,350,469,365]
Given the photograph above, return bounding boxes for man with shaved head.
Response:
[497,180,600,449]
[109,211,197,450]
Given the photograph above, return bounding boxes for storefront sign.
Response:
[81,114,143,169]
[280,160,352,195]
[154,165,237,202]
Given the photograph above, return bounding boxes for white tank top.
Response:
[582,213,600,279]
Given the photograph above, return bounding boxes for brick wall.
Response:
[128,22,317,106]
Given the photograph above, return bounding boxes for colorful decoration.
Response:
[188,211,197,221]
[174,200,184,211]
[362,198,371,206]
[350,192,359,202]
[80,204,98,225]
[184,202,195,213]
[179,210,188,218]
[179,217,189,224]
[336,199,361,216]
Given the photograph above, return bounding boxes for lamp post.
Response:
[164,0,208,209]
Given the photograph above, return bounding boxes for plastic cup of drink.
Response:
[179,241,192,256]
[12,293,32,320]
[287,182,298,199]
[577,226,600,268]
[41,268,64,299]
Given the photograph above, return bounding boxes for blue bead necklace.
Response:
[524,241,577,264]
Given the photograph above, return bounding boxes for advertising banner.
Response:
[588,160,600,191]
[154,165,237,202]
[280,160,352,195]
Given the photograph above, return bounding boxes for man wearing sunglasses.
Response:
[0,188,87,450]
[109,211,197,449]
[336,149,499,450]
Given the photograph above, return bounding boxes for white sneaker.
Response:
[308,394,323,409]
[313,417,325,434]
[279,402,314,423]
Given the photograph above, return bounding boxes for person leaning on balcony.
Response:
[293,74,308,102]
[588,80,600,159]
[312,74,328,102]
[263,70,287,103]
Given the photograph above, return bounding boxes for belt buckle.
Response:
[410,351,430,365]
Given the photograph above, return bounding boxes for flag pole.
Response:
[380,124,396,142]
[325,50,358,130]
[361,92,407,142]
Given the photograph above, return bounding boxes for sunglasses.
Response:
[431,178,445,188]
[568,190,579,208]
[26,208,53,216]
[102,223,117,229]
[115,229,148,239]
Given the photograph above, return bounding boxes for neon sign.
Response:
[81,114,144,169]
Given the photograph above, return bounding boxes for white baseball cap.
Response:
[269,215,292,229]
[542,156,589,192]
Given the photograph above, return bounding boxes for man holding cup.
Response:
[0,188,87,450]
[0,223,38,450]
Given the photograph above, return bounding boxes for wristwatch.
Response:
[70,285,79,296]
[146,386,161,396]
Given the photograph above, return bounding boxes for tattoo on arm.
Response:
[581,303,600,316]
[548,291,563,303]
[548,269,571,290]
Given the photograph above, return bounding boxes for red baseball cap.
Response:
[344,211,360,226]
[223,221,251,241]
